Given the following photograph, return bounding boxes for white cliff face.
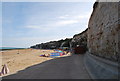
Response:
[88,2,119,61]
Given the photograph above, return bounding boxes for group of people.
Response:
[39,49,70,57]
[39,54,50,57]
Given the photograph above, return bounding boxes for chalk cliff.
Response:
[70,28,88,49]
[87,2,119,61]
[30,38,72,49]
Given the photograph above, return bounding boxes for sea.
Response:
[0,47,26,51]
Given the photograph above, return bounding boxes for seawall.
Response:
[84,2,119,79]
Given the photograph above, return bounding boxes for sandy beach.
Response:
[0,49,70,76]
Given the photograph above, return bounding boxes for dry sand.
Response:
[0,49,65,76]
[0,49,70,76]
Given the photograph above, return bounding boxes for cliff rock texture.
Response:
[87,2,119,61]
[70,28,88,49]
[30,38,72,49]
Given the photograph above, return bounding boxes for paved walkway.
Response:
[3,54,91,79]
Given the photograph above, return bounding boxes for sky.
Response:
[2,2,95,48]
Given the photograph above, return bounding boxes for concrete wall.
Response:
[87,2,119,61]
[84,52,119,79]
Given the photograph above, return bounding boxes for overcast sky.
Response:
[2,2,95,48]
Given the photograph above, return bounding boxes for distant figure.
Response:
[39,54,50,57]
[44,54,50,57]
[17,50,19,54]
[71,48,74,54]
[47,54,50,57]
[66,50,69,54]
